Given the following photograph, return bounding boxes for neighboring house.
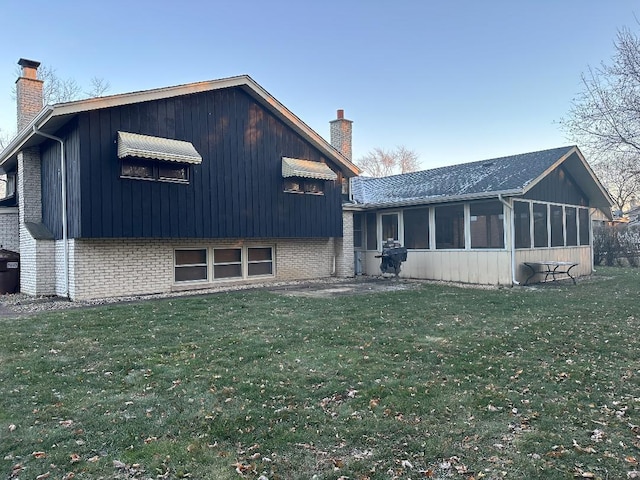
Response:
[0,59,359,300]
[627,206,640,227]
[348,146,613,285]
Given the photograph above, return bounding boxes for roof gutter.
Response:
[498,194,519,286]
[0,106,54,173]
[31,126,70,299]
[351,188,524,210]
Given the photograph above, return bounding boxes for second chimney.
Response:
[330,109,353,161]
[16,58,44,131]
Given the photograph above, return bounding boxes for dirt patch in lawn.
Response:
[269,276,421,298]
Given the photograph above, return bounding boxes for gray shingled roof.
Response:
[350,146,576,207]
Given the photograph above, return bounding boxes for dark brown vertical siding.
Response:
[41,140,62,238]
[66,122,82,238]
[69,87,342,240]
[119,105,133,237]
[524,165,588,206]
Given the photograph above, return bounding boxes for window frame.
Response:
[532,202,549,248]
[380,212,400,246]
[403,207,430,250]
[578,208,590,246]
[283,177,325,195]
[174,248,208,283]
[121,157,190,184]
[469,200,505,249]
[550,204,565,247]
[435,204,465,250]
[174,245,275,284]
[213,248,243,280]
[353,213,364,249]
[565,207,578,247]
[247,247,274,277]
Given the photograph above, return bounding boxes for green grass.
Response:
[1,267,640,479]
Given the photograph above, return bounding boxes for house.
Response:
[625,202,640,227]
[348,146,614,285]
[0,59,360,300]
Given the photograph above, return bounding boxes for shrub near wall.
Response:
[593,224,640,266]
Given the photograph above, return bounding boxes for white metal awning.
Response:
[117,131,202,164]
[282,157,337,181]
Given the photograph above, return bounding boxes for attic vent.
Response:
[482,162,495,168]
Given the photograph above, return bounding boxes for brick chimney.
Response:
[16,58,44,131]
[330,109,353,161]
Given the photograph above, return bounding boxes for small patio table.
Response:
[523,261,578,285]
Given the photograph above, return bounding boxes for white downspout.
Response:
[32,127,69,299]
[590,208,597,273]
[498,194,520,285]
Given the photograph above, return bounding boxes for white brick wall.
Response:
[334,210,355,278]
[17,148,42,223]
[0,208,19,252]
[17,147,56,296]
[275,238,336,280]
[68,237,342,300]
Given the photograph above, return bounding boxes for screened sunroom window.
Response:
[435,204,464,249]
[579,208,590,245]
[550,205,564,247]
[470,201,504,249]
[533,203,548,248]
[353,213,364,248]
[403,208,430,249]
[381,213,399,244]
[514,201,531,249]
[565,207,578,246]
[366,213,377,250]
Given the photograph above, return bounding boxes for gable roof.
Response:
[0,75,360,176]
[351,146,613,213]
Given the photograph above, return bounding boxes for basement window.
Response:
[175,249,208,282]
[247,247,273,276]
[174,246,275,284]
[213,248,243,279]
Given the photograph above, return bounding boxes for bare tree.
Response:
[11,64,110,105]
[0,128,10,150]
[592,153,640,214]
[84,76,111,99]
[3,65,110,151]
[357,146,421,177]
[562,26,640,210]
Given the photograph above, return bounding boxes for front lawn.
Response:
[1,268,639,479]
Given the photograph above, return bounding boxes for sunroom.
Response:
[348,146,612,286]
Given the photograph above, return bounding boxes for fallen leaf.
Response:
[36,472,50,480]
[32,451,46,459]
[401,459,413,469]
[87,455,100,463]
[8,424,16,432]
[70,453,80,463]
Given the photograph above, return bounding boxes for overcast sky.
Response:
[0,0,637,169]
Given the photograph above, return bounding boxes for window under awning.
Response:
[282,157,337,181]
[117,131,202,164]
